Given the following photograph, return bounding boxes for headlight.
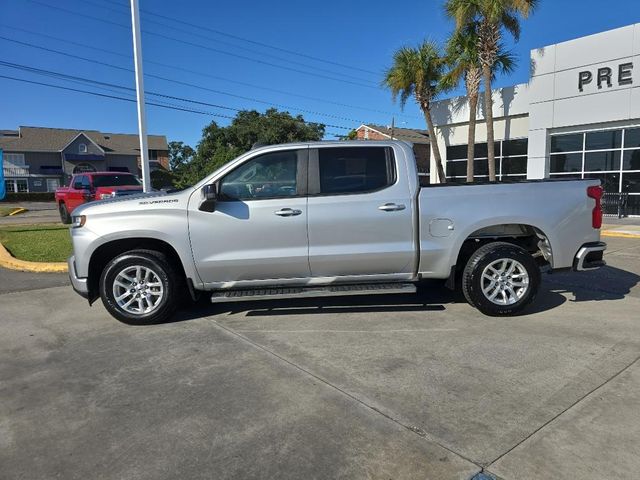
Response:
[71,215,86,228]
[99,193,114,199]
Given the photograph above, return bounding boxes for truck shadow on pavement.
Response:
[167,265,639,323]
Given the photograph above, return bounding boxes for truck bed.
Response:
[417,178,601,277]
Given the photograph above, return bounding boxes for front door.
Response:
[188,148,310,286]
[307,145,415,278]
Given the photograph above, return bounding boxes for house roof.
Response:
[358,124,430,144]
[0,126,168,154]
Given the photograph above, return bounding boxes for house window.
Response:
[79,143,88,153]
[46,178,60,192]
[4,153,25,166]
[73,163,97,174]
[4,179,29,193]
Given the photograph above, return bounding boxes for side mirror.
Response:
[199,184,218,212]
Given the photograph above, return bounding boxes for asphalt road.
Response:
[1,237,639,479]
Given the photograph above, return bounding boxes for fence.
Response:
[602,192,629,218]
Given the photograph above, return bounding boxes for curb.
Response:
[0,242,68,273]
[601,230,640,239]
[8,207,28,216]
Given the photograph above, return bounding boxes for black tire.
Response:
[461,241,540,316]
[59,202,71,224]
[99,249,178,325]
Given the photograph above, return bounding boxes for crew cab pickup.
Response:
[55,172,142,224]
[67,141,606,324]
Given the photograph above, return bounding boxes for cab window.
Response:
[219,150,301,200]
[317,147,395,195]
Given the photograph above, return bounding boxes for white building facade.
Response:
[430,22,640,214]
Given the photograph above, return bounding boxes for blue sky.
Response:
[1,0,639,148]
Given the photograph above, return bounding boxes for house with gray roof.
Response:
[0,126,168,193]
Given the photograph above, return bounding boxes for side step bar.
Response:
[211,282,416,303]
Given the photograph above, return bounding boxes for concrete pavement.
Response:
[0,201,59,225]
[0,237,639,479]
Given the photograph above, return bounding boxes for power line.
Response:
[0,60,352,130]
[0,74,235,120]
[98,0,379,76]
[80,0,375,84]
[27,0,379,89]
[1,24,420,120]
[0,36,362,125]
[0,73,345,138]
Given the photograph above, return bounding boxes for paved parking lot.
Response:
[1,237,639,479]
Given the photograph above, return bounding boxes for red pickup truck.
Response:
[55,172,143,223]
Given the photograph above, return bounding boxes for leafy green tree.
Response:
[168,141,195,171]
[442,23,514,182]
[150,169,176,190]
[383,40,448,183]
[445,0,538,181]
[173,109,325,188]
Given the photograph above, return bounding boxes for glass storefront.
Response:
[550,126,640,215]
[445,139,528,182]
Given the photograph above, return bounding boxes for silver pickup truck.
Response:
[67,141,606,324]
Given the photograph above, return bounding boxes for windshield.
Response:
[92,174,142,188]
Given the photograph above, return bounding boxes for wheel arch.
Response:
[446,223,553,288]
[87,237,187,304]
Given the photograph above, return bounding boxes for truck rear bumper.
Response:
[573,242,607,271]
[68,255,89,298]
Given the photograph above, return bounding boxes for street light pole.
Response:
[130,0,151,192]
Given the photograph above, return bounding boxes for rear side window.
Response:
[93,175,141,187]
[318,147,395,195]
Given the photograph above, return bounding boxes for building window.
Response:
[73,163,97,174]
[4,179,29,193]
[4,153,25,166]
[550,126,640,214]
[445,139,527,181]
[46,178,60,192]
[549,127,640,193]
[79,143,88,153]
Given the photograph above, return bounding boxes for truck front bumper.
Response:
[68,255,89,298]
[573,242,607,271]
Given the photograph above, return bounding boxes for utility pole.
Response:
[390,117,395,140]
[130,0,151,192]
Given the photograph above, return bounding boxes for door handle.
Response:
[274,208,302,217]
[378,203,406,212]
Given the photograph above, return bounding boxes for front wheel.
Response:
[59,202,71,224]
[99,249,178,324]
[461,242,540,316]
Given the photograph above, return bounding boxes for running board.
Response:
[210,283,416,303]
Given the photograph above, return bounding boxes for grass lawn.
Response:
[0,224,72,262]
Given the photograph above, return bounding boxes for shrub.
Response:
[1,192,56,202]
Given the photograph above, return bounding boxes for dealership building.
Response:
[429,22,640,215]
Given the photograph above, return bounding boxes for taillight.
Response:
[587,185,603,229]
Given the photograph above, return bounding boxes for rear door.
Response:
[307,145,415,278]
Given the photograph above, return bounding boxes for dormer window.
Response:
[79,143,87,153]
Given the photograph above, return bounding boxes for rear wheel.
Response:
[59,202,71,224]
[461,241,540,316]
[99,249,178,324]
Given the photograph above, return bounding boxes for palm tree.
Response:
[383,40,447,183]
[442,24,515,182]
[445,0,538,181]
